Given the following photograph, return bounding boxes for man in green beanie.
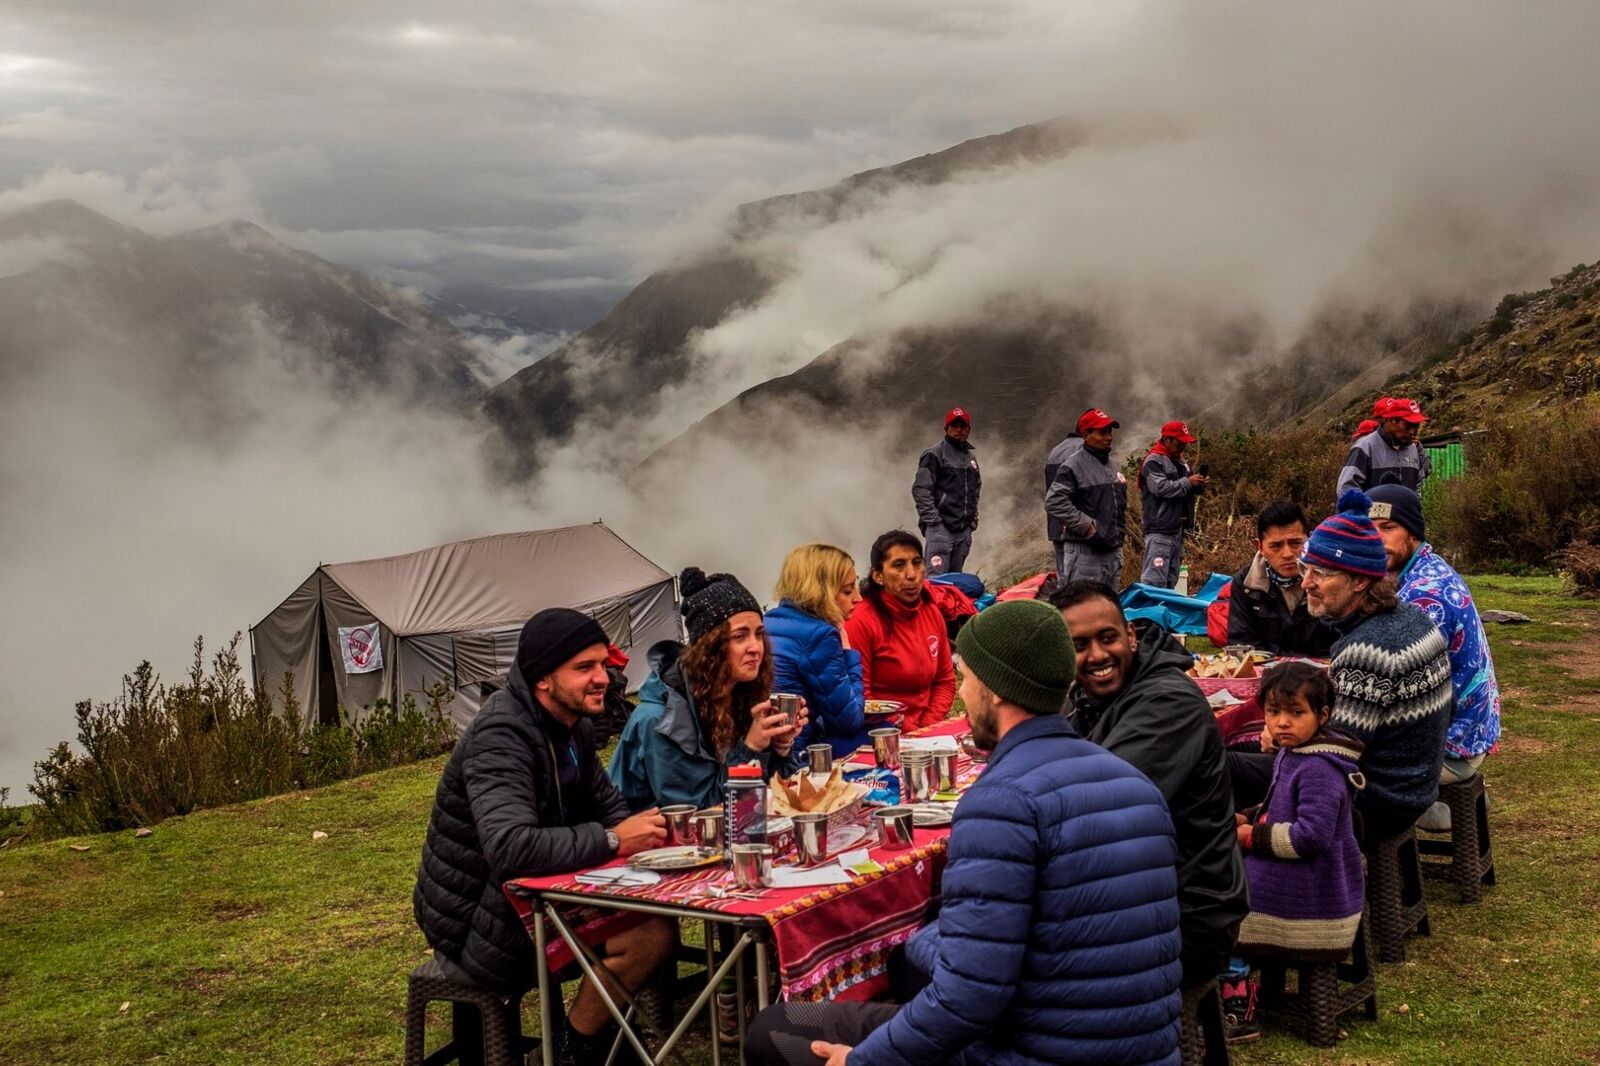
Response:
[746,600,1185,1066]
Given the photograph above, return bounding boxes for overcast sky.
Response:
[0,1,1133,302]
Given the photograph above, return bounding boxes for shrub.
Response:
[1431,404,1600,570]
[1553,540,1600,597]
[29,635,457,838]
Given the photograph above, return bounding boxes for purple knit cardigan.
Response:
[1236,731,1366,959]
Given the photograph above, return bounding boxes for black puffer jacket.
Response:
[413,662,630,994]
[1067,619,1249,986]
[1225,554,1337,658]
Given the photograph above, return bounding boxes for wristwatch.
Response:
[605,829,620,854]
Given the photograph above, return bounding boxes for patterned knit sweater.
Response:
[1327,601,1453,818]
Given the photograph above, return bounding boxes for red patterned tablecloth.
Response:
[506,719,974,1001]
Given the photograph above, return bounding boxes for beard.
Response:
[545,674,606,718]
[968,688,1001,751]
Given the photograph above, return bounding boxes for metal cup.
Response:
[793,812,830,867]
[693,808,725,851]
[901,754,933,803]
[932,750,959,793]
[870,727,901,770]
[660,804,697,846]
[807,744,833,776]
[730,843,773,889]
[875,807,915,850]
[771,693,802,728]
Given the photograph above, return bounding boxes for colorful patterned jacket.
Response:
[1397,543,1502,760]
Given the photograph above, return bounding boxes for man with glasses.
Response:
[1227,490,1454,843]
[1222,501,1336,657]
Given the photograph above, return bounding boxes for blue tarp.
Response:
[1119,573,1229,636]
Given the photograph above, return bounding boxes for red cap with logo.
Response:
[1159,420,1196,443]
[944,407,971,427]
[1375,397,1427,423]
[1077,408,1119,433]
[1352,418,1379,441]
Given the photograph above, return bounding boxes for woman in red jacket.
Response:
[843,529,956,731]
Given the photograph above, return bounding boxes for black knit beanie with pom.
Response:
[679,567,762,645]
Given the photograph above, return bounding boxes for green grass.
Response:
[2,576,1598,1064]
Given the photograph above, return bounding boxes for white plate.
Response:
[910,804,955,827]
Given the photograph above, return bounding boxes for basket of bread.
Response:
[1187,647,1271,698]
[769,766,867,831]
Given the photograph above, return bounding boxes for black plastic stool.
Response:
[1418,773,1495,903]
[404,958,540,1066]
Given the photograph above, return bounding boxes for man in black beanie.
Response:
[414,608,674,1064]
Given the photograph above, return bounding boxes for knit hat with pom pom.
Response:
[1303,489,1390,579]
[679,567,763,645]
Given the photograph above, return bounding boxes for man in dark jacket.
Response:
[1044,408,1129,587]
[413,608,673,1063]
[1225,501,1336,657]
[1052,581,1249,991]
[1336,396,1431,498]
[912,406,981,575]
[745,600,1183,1065]
[1139,420,1209,588]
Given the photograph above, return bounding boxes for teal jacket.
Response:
[607,641,778,812]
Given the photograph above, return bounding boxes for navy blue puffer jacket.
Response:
[851,714,1183,1066]
[765,601,867,757]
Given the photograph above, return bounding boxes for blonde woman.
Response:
[765,543,867,756]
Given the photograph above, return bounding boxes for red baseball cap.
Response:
[1370,397,1390,417]
[944,407,971,427]
[1375,397,1427,423]
[1352,418,1379,441]
[605,644,629,669]
[1077,408,1119,433]
[1160,420,1196,443]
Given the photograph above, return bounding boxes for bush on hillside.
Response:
[1432,405,1600,570]
[29,635,456,837]
[1553,540,1600,598]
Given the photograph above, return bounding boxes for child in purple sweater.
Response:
[1223,662,1366,1042]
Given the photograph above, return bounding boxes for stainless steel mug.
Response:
[793,812,829,866]
[660,804,697,846]
[875,807,915,850]
[807,744,833,776]
[901,753,933,803]
[693,808,726,851]
[932,750,959,793]
[870,727,901,770]
[730,843,773,889]
[771,693,802,728]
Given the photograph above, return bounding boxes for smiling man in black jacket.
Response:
[1048,580,1248,1000]
[414,608,674,1063]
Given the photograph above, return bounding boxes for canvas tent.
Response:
[249,523,678,729]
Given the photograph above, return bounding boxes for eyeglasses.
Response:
[1297,561,1342,582]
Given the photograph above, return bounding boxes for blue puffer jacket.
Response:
[851,714,1183,1066]
[765,601,867,757]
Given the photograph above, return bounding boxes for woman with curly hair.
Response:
[765,542,867,757]
[610,568,808,811]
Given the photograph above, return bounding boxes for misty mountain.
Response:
[1325,261,1600,431]
[483,119,1084,474]
[0,200,486,406]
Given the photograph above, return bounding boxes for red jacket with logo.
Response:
[843,590,957,732]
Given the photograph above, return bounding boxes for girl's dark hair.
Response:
[861,529,924,621]
[681,618,774,757]
[1259,660,1334,712]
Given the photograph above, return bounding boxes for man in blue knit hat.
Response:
[1228,489,1455,842]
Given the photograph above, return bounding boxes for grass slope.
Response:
[2,576,1597,1065]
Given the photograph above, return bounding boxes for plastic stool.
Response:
[1418,773,1495,903]
[404,958,539,1066]
[1179,980,1232,1066]
[1365,829,1430,963]
[1252,911,1379,1047]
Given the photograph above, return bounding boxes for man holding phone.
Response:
[1139,420,1208,588]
